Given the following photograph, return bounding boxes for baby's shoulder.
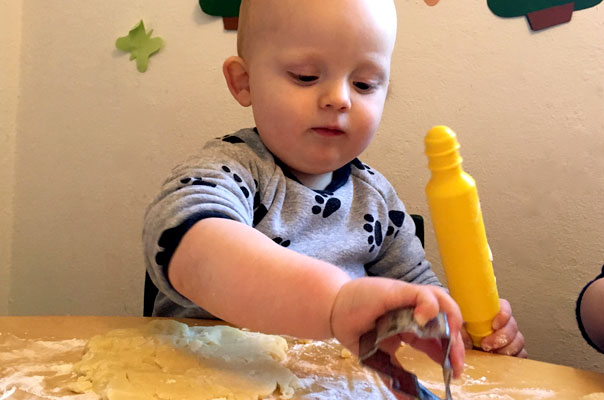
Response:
[348,158,408,215]
[204,128,272,161]
[169,128,276,182]
[349,158,395,195]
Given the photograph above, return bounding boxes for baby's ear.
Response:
[223,56,251,107]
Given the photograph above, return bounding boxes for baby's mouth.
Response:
[312,127,345,136]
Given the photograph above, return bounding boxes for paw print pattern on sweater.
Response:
[311,192,341,218]
[180,177,216,188]
[253,180,269,226]
[351,158,375,175]
[220,134,245,144]
[221,165,249,198]
[363,214,383,253]
[386,210,405,239]
[273,237,291,247]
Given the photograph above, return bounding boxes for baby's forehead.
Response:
[238,0,299,57]
[239,0,397,56]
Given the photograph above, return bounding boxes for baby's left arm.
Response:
[462,298,527,357]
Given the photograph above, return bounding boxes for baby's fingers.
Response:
[411,288,441,327]
[412,286,463,332]
[410,287,465,378]
[491,298,512,330]
[481,315,518,352]
[449,331,466,378]
[494,331,527,358]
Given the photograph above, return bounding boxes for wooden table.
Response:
[1,316,603,399]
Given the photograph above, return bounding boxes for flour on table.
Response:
[1,321,397,400]
[68,320,300,400]
[0,335,91,400]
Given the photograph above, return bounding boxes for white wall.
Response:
[0,0,23,315]
[5,0,604,372]
[9,0,252,317]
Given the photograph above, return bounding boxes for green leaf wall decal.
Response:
[116,20,164,72]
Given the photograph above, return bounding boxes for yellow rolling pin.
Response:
[424,125,499,347]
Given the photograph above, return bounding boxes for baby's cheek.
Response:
[360,102,384,132]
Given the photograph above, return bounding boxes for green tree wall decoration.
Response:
[199,0,242,31]
[488,0,603,31]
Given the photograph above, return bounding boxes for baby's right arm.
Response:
[168,217,465,377]
[168,217,349,340]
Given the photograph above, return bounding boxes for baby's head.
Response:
[224,0,397,179]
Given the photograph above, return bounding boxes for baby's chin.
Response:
[293,160,353,175]
[278,150,361,178]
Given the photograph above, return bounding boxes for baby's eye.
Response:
[288,72,319,84]
[353,81,375,92]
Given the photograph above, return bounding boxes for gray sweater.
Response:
[143,128,440,318]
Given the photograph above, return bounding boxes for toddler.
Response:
[143,0,526,385]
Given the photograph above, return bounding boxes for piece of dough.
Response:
[582,394,604,400]
[69,320,300,400]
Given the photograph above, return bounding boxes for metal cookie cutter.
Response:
[359,307,453,400]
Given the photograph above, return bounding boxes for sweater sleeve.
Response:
[576,265,604,354]
[142,132,268,308]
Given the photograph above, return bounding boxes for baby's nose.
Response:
[319,81,351,111]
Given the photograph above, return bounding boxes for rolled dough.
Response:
[69,320,300,400]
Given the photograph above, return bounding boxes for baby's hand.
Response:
[330,277,465,378]
[462,298,527,358]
